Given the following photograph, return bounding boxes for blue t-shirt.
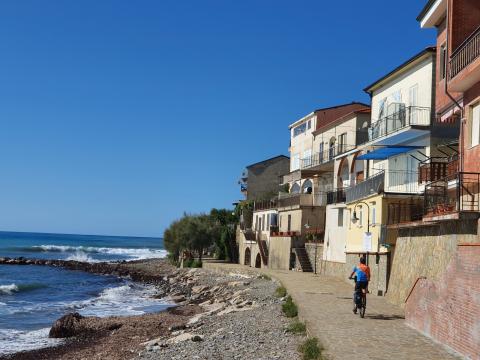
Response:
[352,264,370,282]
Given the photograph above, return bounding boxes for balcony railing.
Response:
[362,106,431,144]
[450,26,480,79]
[326,188,346,204]
[424,172,480,216]
[346,171,385,203]
[253,199,278,211]
[387,200,424,225]
[418,156,459,183]
[301,144,355,170]
[385,170,422,194]
[278,192,326,208]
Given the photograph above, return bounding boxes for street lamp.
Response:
[351,201,370,233]
[351,201,371,265]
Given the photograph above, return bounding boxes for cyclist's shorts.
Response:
[355,281,368,291]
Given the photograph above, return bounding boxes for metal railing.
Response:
[385,170,422,194]
[418,156,459,183]
[387,200,424,225]
[362,106,431,144]
[278,192,327,208]
[424,172,480,216]
[253,199,278,211]
[300,144,356,170]
[326,188,346,204]
[450,26,480,79]
[346,171,384,203]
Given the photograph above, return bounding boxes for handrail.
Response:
[405,276,426,303]
[450,25,480,57]
[450,25,480,79]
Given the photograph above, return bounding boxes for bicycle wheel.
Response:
[360,305,365,318]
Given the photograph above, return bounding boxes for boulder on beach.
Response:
[49,312,85,338]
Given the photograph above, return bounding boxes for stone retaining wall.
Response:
[305,243,347,280]
[386,220,479,306]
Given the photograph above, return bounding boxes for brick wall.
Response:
[405,244,480,359]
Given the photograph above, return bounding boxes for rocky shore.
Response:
[0,258,303,360]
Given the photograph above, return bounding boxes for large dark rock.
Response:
[49,312,84,338]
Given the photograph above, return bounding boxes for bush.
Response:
[275,286,287,298]
[183,259,202,268]
[282,296,298,318]
[286,320,306,335]
[298,338,324,360]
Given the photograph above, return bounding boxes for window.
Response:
[303,149,312,167]
[338,208,344,227]
[371,203,376,225]
[409,84,418,107]
[440,44,446,80]
[262,214,265,231]
[307,120,311,130]
[287,215,292,232]
[267,214,270,229]
[292,154,300,170]
[279,215,282,228]
[293,123,307,137]
[255,215,258,231]
[338,133,347,153]
[471,103,480,147]
[378,98,387,118]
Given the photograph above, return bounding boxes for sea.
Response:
[0,231,169,355]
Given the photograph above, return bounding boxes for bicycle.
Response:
[350,276,367,318]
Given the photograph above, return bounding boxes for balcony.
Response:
[278,192,326,209]
[253,199,278,211]
[346,171,384,203]
[418,156,459,183]
[449,26,480,92]
[300,144,355,170]
[385,170,423,194]
[424,172,480,221]
[387,200,424,227]
[326,188,346,205]
[362,106,431,146]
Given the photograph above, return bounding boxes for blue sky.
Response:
[0,0,435,237]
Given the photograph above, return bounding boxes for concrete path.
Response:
[204,262,462,360]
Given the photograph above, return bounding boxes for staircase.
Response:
[257,237,269,266]
[294,247,313,272]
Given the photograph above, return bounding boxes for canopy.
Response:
[356,146,423,160]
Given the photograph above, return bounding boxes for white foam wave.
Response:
[0,284,19,295]
[0,327,62,355]
[32,244,167,261]
[66,251,97,263]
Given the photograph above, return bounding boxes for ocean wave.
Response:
[0,283,47,295]
[0,328,62,355]
[65,251,97,263]
[28,244,167,260]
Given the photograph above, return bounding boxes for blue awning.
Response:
[357,146,423,160]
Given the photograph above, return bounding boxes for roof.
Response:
[289,102,370,129]
[313,101,370,113]
[312,107,371,136]
[363,47,436,94]
[416,0,437,22]
[245,155,290,169]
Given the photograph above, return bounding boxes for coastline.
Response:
[0,258,303,360]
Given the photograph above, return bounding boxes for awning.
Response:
[357,146,424,160]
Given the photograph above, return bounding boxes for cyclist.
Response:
[349,256,370,313]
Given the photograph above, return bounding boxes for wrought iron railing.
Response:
[300,144,356,170]
[424,172,480,216]
[346,171,385,203]
[362,106,431,144]
[326,188,346,204]
[450,26,480,79]
[418,156,459,183]
[253,199,278,211]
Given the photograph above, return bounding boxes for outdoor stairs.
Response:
[257,238,269,266]
[294,247,313,272]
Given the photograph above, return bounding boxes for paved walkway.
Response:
[204,262,462,360]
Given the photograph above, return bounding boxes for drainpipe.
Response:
[444,0,464,172]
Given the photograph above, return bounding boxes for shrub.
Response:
[183,259,202,268]
[282,296,298,318]
[298,338,324,360]
[275,286,287,298]
[286,320,306,335]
